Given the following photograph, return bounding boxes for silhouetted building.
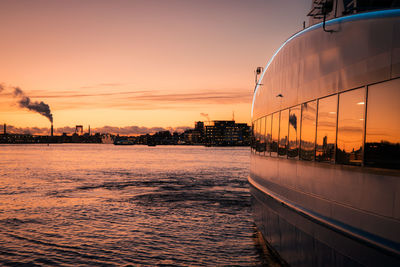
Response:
[195,121,204,132]
[205,120,250,146]
[184,121,205,144]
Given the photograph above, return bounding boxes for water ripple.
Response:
[0,145,264,266]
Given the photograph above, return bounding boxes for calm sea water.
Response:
[0,144,265,266]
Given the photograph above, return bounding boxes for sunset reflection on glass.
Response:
[316,95,337,163]
[271,112,280,157]
[336,88,365,166]
[300,101,317,161]
[279,109,289,157]
[365,78,400,169]
[260,116,266,154]
[265,115,272,156]
[288,105,300,159]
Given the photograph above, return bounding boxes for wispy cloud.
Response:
[79,83,126,89]
[1,82,252,111]
[127,91,251,104]
[31,90,153,99]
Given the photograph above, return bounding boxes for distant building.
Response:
[195,121,204,132]
[205,120,250,146]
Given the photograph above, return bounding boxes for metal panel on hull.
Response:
[251,184,399,266]
[250,156,400,240]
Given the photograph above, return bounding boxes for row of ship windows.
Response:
[251,78,400,170]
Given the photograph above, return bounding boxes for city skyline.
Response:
[0,0,310,129]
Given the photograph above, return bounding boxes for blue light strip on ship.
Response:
[251,8,400,119]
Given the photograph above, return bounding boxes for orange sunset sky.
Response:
[0,0,309,134]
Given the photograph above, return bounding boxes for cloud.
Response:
[127,91,251,104]
[79,83,126,89]
[200,113,210,121]
[1,82,252,111]
[4,125,50,135]
[31,90,153,99]
[29,89,251,104]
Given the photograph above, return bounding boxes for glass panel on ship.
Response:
[316,95,337,163]
[259,116,266,155]
[253,119,257,153]
[336,88,365,166]
[300,100,317,161]
[265,114,272,157]
[278,109,289,158]
[271,112,280,157]
[251,122,255,153]
[365,78,400,169]
[288,105,301,159]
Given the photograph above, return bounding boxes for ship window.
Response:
[255,119,260,153]
[288,105,301,159]
[253,120,257,153]
[279,109,289,158]
[365,79,400,169]
[300,100,317,161]
[260,116,266,154]
[316,95,337,163]
[265,115,272,156]
[251,122,255,153]
[271,112,280,157]
[336,88,365,166]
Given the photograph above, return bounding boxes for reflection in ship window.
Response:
[271,112,280,157]
[316,95,337,163]
[265,115,272,156]
[279,109,289,158]
[288,105,301,159]
[365,79,400,169]
[255,119,260,153]
[253,121,257,153]
[260,116,266,154]
[251,122,255,153]
[252,120,257,153]
[336,88,365,166]
[300,101,317,161]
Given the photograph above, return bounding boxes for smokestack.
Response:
[3,123,6,135]
[51,123,53,137]
[88,125,90,136]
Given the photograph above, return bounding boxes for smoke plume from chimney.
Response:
[13,87,53,123]
[200,113,210,122]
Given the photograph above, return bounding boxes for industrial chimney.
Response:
[3,123,6,135]
[51,123,53,137]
